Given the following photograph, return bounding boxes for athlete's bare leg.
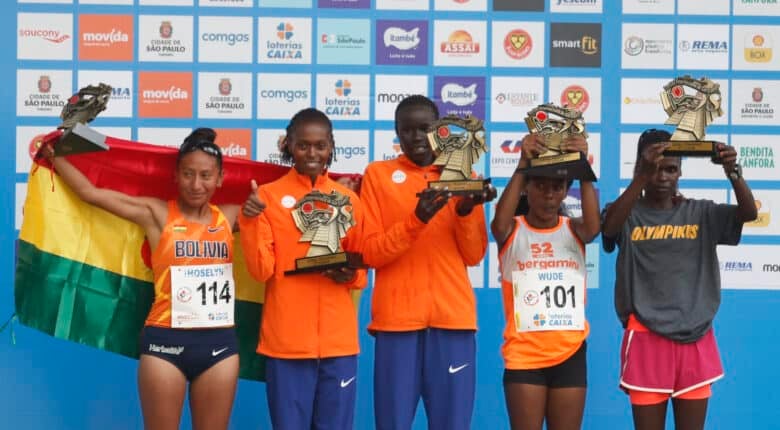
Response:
[138,355,187,430]
[189,355,239,430]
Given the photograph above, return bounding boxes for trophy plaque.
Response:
[426,115,490,195]
[660,76,723,160]
[55,83,112,156]
[519,103,597,181]
[284,190,364,276]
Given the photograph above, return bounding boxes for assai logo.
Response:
[504,29,532,60]
[219,79,232,96]
[679,39,728,54]
[561,85,590,112]
[441,30,480,54]
[267,22,303,60]
[552,36,598,54]
[500,139,522,153]
[744,33,772,63]
[740,146,775,169]
[384,27,420,50]
[442,83,478,106]
[723,261,753,272]
[324,79,361,116]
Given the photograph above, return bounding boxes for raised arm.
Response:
[717,143,758,223]
[47,148,165,237]
[491,134,543,250]
[564,136,600,243]
[601,142,667,239]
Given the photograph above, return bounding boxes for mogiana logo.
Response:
[441,30,480,54]
[325,79,361,116]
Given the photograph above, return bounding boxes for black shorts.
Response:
[503,342,587,388]
[139,326,238,381]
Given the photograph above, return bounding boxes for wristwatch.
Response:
[726,163,743,181]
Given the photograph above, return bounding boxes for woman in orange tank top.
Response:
[45,128,259,430]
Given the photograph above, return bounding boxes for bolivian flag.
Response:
[15,130,292,381]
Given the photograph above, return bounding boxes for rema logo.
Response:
[260,89,309,103]
[201,32,250,46]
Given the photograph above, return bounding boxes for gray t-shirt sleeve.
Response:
[601,202,618,253]
[704,201,743,246]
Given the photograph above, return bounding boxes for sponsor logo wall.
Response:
[8,1,780,428]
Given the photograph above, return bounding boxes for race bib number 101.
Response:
[512,268,585,333]
[170,263,235,328]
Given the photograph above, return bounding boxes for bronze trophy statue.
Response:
[285,190,363,275]
[425,114,490,194]
[518,103,596,181]
[56,83,113,156]
[659,75,723,160]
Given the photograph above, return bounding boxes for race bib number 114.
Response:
[170,263,235,328]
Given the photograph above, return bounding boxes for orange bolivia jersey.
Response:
[147,201,234,328]
[238,169,367,359]
[360,155,487,332]
[498,216,590,370]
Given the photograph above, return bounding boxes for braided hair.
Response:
[280,108,335,166]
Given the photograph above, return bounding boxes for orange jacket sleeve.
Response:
[238,189,275,283]
[453,205,488,266]
[359,165,427,269]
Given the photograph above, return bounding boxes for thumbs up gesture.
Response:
[242,179,266,217]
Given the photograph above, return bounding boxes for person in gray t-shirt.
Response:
[602,129,757,430]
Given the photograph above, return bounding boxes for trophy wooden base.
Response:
[517,152,597,182]
[425,178,491,196]
[661,141,718,160]
[284,252,364,276]
[56,123,109,156]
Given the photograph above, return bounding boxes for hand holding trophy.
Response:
[518,103,597,181]
[55,83,113,156]
[659,75,723,161]
[425,114,491,194]
[284,190,364,275]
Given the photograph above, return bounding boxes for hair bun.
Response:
[186,127,217,145]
